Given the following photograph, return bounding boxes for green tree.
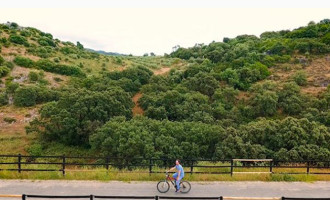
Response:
[184,72,219,96]
[77,41,84,50]
[28,88,133,146]
[252,91,278,116]
[278,82,304,115]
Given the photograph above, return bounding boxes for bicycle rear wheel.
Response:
[157,180,170,193]
[179,181,191,193]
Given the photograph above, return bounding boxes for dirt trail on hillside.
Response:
[132,92,144,116]
[153,67,171,75]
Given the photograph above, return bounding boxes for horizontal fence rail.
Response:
[0,195,323,200]
[0,154,329,176]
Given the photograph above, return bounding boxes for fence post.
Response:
[190,160,194,174]
[149,158,153,174]
[163,158,166,170]
[62,155,66,176]
[270,160,273,173]
[155,195,159,200]
[90,194,94,200]
[230,159,233,176]
[106,156,110,171]
[307,161,310,174]
[18,154,22,173]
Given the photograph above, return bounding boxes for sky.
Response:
[0,0,329,56]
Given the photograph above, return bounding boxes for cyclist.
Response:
[168,159,184,192]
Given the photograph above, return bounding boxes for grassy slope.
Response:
[0,24,188,155]
[0,24,329,156]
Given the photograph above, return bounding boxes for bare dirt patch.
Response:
[153,67,171,75]
[237,91,250,101]
[1,46,25,55]
[132,92,144,116]
[305,57,330,87]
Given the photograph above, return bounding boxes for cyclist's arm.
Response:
[169,166,176,171]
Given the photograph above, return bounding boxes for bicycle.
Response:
[157,172,191,193]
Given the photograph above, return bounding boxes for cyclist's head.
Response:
[176,159,180,165]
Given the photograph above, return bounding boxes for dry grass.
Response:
[269,55,329,96]
[153,67,171,75]
[0,105,39,135]
[0,160,328,182]
[8,66,69,88]
[0,105,39,154]
[0,167,328,182]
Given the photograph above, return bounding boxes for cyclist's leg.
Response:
[172,173,178,180]
[176,176,183,190]
[172,173,178,189]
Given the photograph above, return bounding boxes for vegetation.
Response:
[1,168,329,182]
[0,20,329,174]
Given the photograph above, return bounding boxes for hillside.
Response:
[0,20,329,161]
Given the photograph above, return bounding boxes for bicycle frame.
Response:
[165,172,177,187]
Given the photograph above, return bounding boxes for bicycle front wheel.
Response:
[179,181,191,193]
[157,180,170,193]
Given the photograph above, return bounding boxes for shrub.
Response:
[3,117,16,123]
[14,87,37,107]
[38,36,56,47]
[60,47,77,55]
[34,86,59,103]
[53,77,63,82]
[20,30,31,37]
[0,66,10,77]
[36,59,85,77]
[28,71,40,82]
[5,61,14,69]
[53,57,60,63]
[5,82,19,94]
[14,56,34,68]
[9,34,28,45]
[292,70,307,86]
[0,92,8,106]
[38,79,49,85]
[27,144,43,156]
[0,55,4,65]
[10,22,18,28]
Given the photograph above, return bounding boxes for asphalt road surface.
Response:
[0,180,329,199]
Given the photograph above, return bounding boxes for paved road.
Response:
[0,180,329,199]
